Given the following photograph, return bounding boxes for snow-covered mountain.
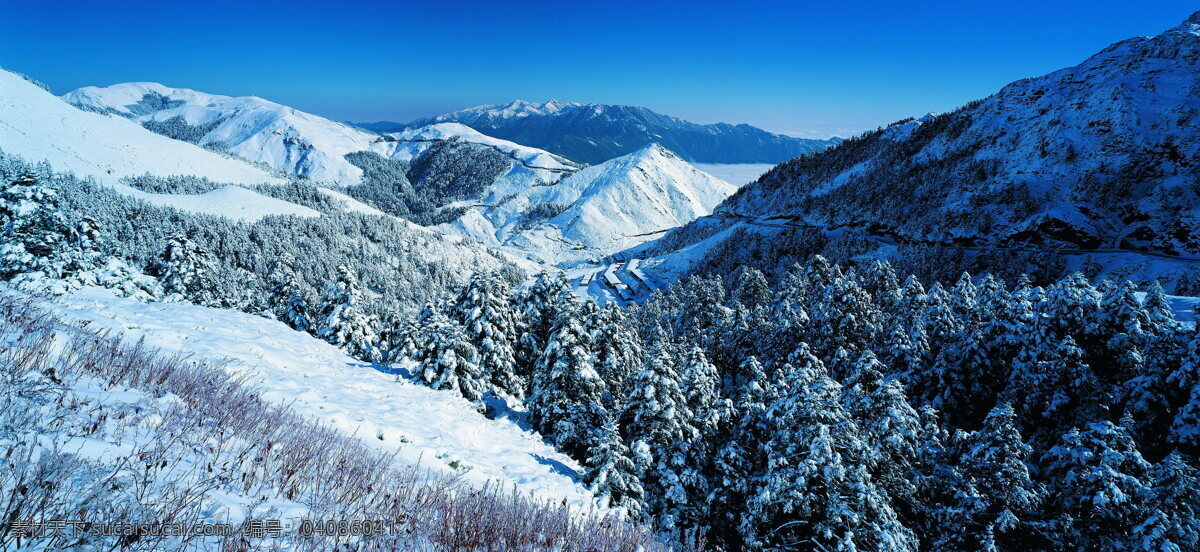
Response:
[496,143,736,264]
[361,100,840,164]
[63,82,377,184]
[366,124,735,264]
[0,68,328,222]
[640,11,1200,276]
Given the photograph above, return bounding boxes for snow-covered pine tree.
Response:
[1143,280,1177,336]
[1093,280,1150,379]
[415,307,484,403]
[730,266,772,310]
[881,321,926,387]
[528,304,608,459]
[1144,453,1200,552]
[514,270,576,380]
[954,403,1043,550]
[451,271,522,397]
[58,216,102,280]
[0,172,69,283]
[808,269,881,357]
[315,265,377,360]
[266,255,314,333]
[374,311,412,365]
[151,235,219,306]
[743,343,916,552]
[589,302,642,409]
[676,345,724,524]
[584,414,646,517]
[621,328,696,530]
[1007,332,1101,432]
[841,350,921,499]
[1043,419,1154,551]
[858,259,903,311]
[710,355,772,545]
[412,306,484,403]
[1170,382,1200,454]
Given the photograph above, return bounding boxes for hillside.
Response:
[63,82,377,184]
[635,11,1200,286]
[367,100,839,164]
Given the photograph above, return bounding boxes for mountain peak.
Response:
[1178,10,1200,34]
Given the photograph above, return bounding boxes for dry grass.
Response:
[0,294,702,551]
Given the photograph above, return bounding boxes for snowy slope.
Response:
[45,286,596,507]
[120,184,320,223]
[63,82,377,184]
[0,69,282,187]
[511,144,736,263]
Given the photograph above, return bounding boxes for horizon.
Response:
[2,1,1197,140]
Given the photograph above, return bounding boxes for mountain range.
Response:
[355,100,840,164]
[52,79,738,266]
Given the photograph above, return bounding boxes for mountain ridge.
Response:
[354,100,839,164]
[634,10,1200,284]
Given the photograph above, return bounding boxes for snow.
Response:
[42,286,597,507]
[429,99,583,124]
[0,69,283,188]
[113,184,321,223]
[514,144,736,264]
[63,82,378,185]
[316,186,387,216]
[693,163,774,186]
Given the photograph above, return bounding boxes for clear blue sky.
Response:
[1,1,1195,138]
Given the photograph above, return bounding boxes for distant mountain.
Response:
[63,83,377,184]
[357,100,839,164]
[637,11,1200,281]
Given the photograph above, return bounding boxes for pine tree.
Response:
[1144,453,1200,552]
[1170,382,1200,453]
[589,302,642,409]
[744,343,916,552]
[730,266,772,310]
[266,255,314,333]
[808,271,881,357]
[584,414,646,517]
[711,355,772,545]
[955,404,1043,550]
[677,345,723,524]
[528,305,608,458]
[1043,419,1154,551]
[452,271,522,397]
[859,259,903,310]
[316,265,377,360]
[841,350,921,499]
[152,235,219,306]
[1143,280,1176,336]
[0,172,69,282]
[514,270,576,381]
[622,328,695,530]
[1093,280,1150,379]
[413,307,484,403]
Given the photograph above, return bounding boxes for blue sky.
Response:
[1,1,1195,138]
